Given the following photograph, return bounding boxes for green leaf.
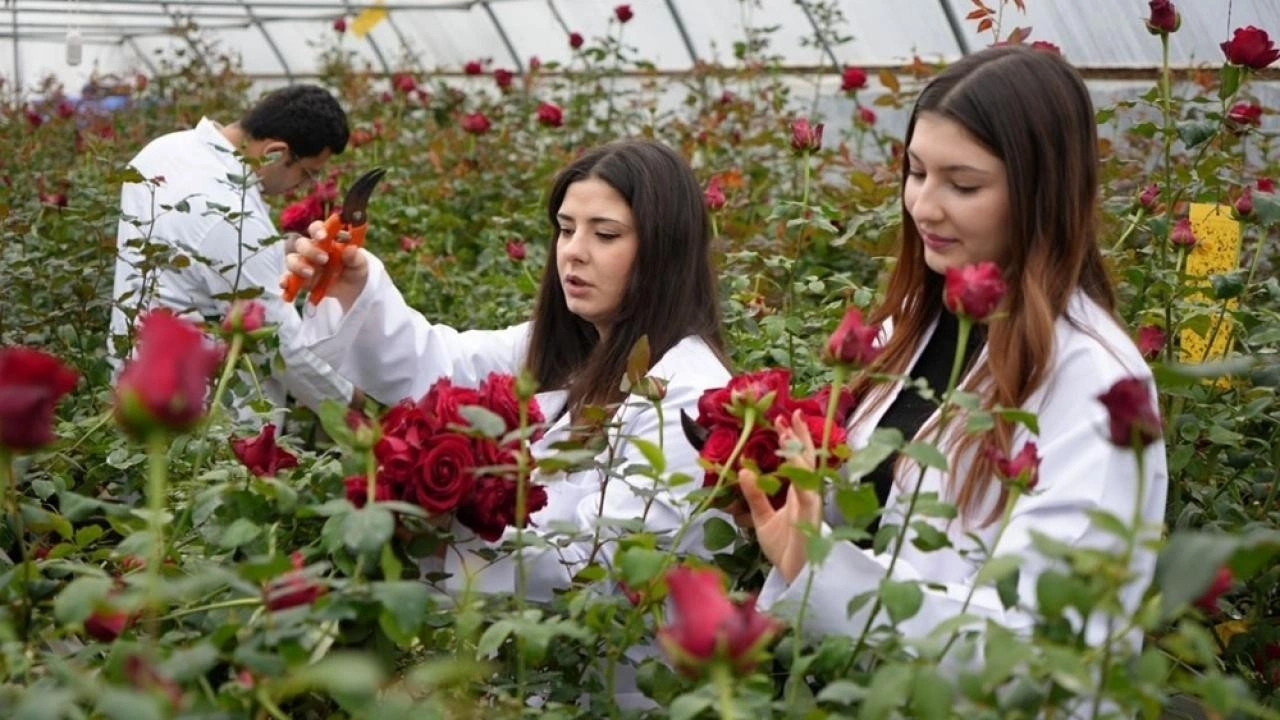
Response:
[476,620,514,658]
[1219,63,1242,99]
[701,516,738,552]
[372,581,430,635]
[1156,532,1239,612]
[974,555,1021,587]
[628,437,667,475]
[159,643,220,682]
[834,484,880,524]
[859,663,913,720]
[993,407,1040,435]
[315,399,357,447]
[911,667,954,720]
[880,579,924,624]
[1152,357,1254,387]
[75,524,105,548]
[282,652,385,697]
[900,441,947,471]
[1084,508,1133,541]
[996,567,1020,609]
[53,575,113,625]
[816,679,865,705]
[217,517,263,548]
[1250,190,1280,227]
[909,521,951,552]
[1176,120,1217,148]
[95,689,164,720]
[670,692,713,720]
[13,689,77,720]
[342,506,394,555]
[617,547,668,587]
[458,405,506,437]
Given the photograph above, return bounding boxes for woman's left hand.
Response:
[740,409,824,584]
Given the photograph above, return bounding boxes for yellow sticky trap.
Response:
[352,1,388,38]
[1179,203,1241,367]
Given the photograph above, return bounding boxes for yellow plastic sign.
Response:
[352,1,388,38]
[1179,202,1241,365]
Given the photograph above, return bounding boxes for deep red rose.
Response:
[1030,40,1061,54]
[505,239,528,261]
[1227,102,1263,128]
[399,235,422,252]
[114,310,223,436]
[374,435,417,490]
[231,423,297,477]
[25,106,42,128]
[614,4,633,23]
[265,551,326,611]
[857,107,876,126]
[1170,217,1197,247]
[55,99,75,120]
[536,101,563,128]
[657,566,780,677]
[344,474,395,508]
[404,433,475,514]
[1145,0,1180,34]
[493,68,514,89]
[569,31,584,49]
[85,606,131,642]
[1139,182,1160,210]
[790,117,823,153]
[529,56,542,71]
[464,60,483,75]
[419,378,482,433]
[943,262,1007,321]
[1136,325,1167,360]
[1221,26,1280,70]
[222,300,266,335]
[280,195,323,234]
[988,441,1041,490]
[381,400,433,449]
[1097,377,1162,449]
[824,306,882,368]
[0,347,78,452]
[477,373,543,438]
[350,128,374,147]
[700,427,739,475]
[697,387,735,428]
[727,368,792,417]
[840,66,867,92]
[456,475,548,542]
[1194,566,1233,612]
[813,383,857,426]
[704,176,726,210]
[392,72,417,94]
[332,17,346,33]
[802,413,847,456]
[1258,177,1275,194]
[461,112,491,135]
[1235,186,1254,218]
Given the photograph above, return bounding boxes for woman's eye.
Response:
[558,227,573,237]
[598,233,620,241]
[952,184,978,194]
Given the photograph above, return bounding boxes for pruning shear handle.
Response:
[282,167,386,305]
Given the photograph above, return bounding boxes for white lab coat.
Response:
[758,291,1168,655]
[300,252,733,602]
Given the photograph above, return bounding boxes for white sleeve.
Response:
[445,348,730,601]
[198,216,355,409]
[298,251,530,405]
[760,350,1168,648]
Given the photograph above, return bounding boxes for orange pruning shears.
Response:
[283,167,386,305]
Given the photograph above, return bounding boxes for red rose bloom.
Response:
[943,262,1007,321]
[505,238,528,261]
[823,306,881,368]
[857,107,876,126]
[464,60,483,75]
[704,176,726,210]
[85,606,131,642]
[1227,102,1263,128]
[392,72,417,94]
[0,347,79,452]
[456,476,549,542]
[790,117,823,153]
[1145,0,1180,34]
[1259,177,1276,194]
[461,112,491,135]
[231,423,299,477]
[332,17,346,33]
[280,195,323,234]
[404,433,476,514]
[1170,217,1197,247]
[1139,182,1160,210]
[657,566,780,677]
[614,4,633,23]
[840,66,867,92]
[344,475,395,508]
[1221,26,1280,70]
[114,310,223,436]
[265,551,326,611]
[1235,186,1254,218]
[1030,40,1061,54]
[989,441,1041,490]
[697,386,735,427]
[222,300,266,334]
[419,378,482,433]
[1136,325,1166,360]
[1194,566,1233,612]
[536,101,564,128]
[569,31,584,49]
[813,382,857,426]
[477,373,543,437]
[727,368,792,416]
[493,68,514,89]
[1097,377,1162,449]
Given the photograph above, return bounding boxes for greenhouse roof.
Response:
[2,0,1279,92]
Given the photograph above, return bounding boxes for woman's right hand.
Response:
[280,220,370,311]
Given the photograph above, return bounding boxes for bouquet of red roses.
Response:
[682,368,856,509]
[344,373,549,542]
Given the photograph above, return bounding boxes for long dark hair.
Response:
[855,44,1115,523]
[526,139,727,417]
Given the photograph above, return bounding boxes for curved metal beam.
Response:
[481,1,523,73]
[236,0,293,82]
[126,35,159,75]
[158,2,211,72]
[663,0,699,65]
[382,10,423,72]
[341,0,391,75]
[795,0,840,68]
[937,0,970,55]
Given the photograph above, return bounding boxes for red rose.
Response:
[802,413,847,456]
[419,378,482,433]
[221,300,266,335]
[857,107,876,126]
[231,423,298,477]
[614,4,633,23]
[943,262,1007,321]
[1235,186,1254,218]
[704,176,726,210]
[404,433,475,514]
[350,128,374,147]
[392,72,417,94]
[265,551,326,611]
[461,112,491,135]
[988,441,1041,490]
[535,101,564,128]
[1030,40,1061,54]
[790,117,823,153]
[840,66,867,93]
[344,475,395,508]
[657,566,780,677]
[505,239,528,261]
[700,427,739,475]
[1170,217,1197,247]
[1139,182,1160,210]
[529,56,542,72]
[280,195,323,234]
[464,60,483,75]
[114,310,223,436]
[0,347,78,452]
[381,400,433,449]
[569,31,584,49]
[332,17,347,33]
[1097,377,1162,449]
[1145,0,1180,35]
[493,68,514,90]
[1221,26,1280,70]
[697,387,735,428]
[1136,325,1166,361]
[1194,566,1233,612]
[1227,102,1263,128]
[1259,177,1275,194]
[374,435,417,491]
[85,606,131,642]
[457,475,548,542]
[478,372,543,437]
[726,368,792,417]
[813,383,857,426]
[823,306,881,368]
[399,235,422,252]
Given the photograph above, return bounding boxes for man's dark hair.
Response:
[240,85,349,158]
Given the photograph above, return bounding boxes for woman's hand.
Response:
[738,409,824,584]
[280,220,370,311]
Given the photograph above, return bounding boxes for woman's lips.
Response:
[564,274,592,298]
[923,233,958,251]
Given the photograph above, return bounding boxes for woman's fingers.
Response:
[738,468,776,525]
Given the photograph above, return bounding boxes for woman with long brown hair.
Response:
[283,138,730,603]
[738,44,1167,649]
